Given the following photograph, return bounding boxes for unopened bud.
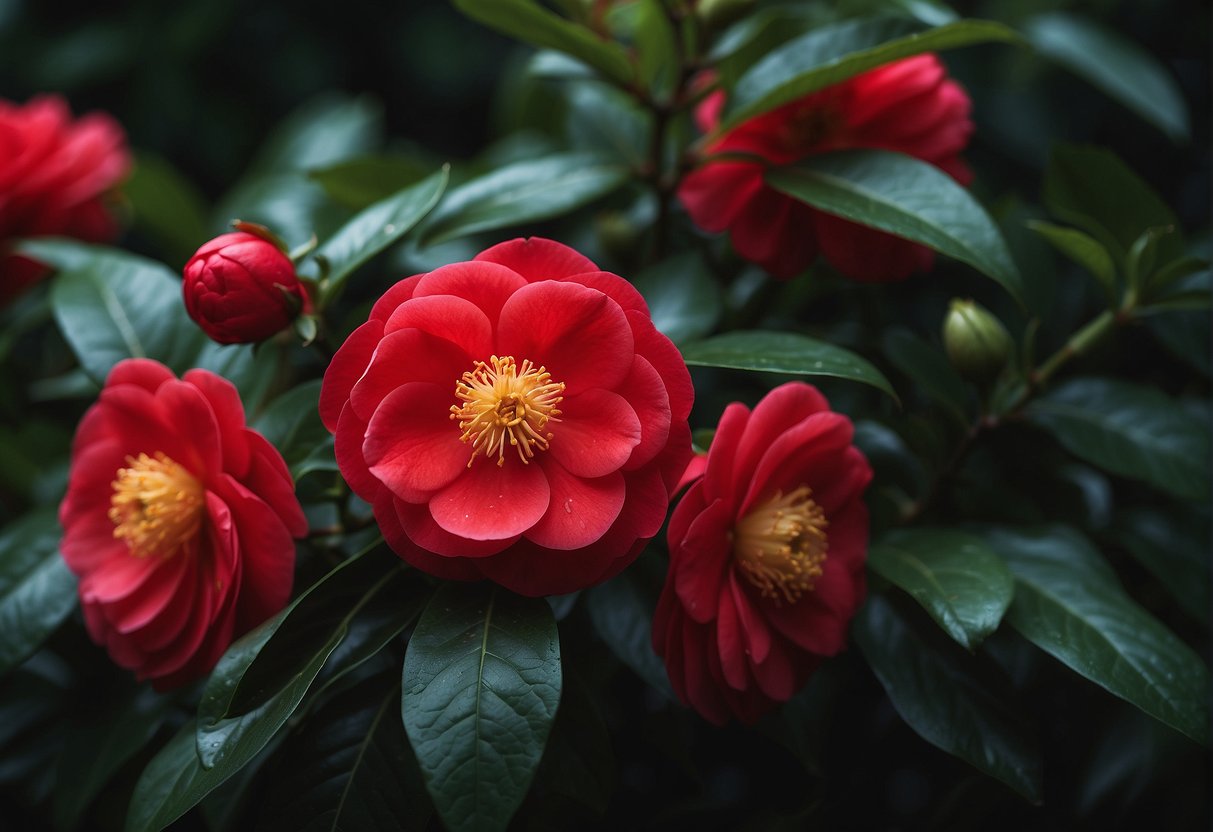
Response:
[943,299,1011,382]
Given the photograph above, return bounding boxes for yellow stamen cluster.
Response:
[450,355,565,467]
[109,452,204,558]
[732,485,829,605]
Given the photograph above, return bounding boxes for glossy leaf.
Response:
[585,554,675,700]
[315,166,448,299]
[632,0,679,99]
[881,329,970,420]
[402,583,562,832]
[723,17,1020,130]
[0,508,76,674]
[452,0,634,85]
[768,150,1024,302]
[981,525,1210,744]
[256,677,430,832]
[1025,377,1211,502]
[631,253,721,344]
[868,528,1014,650]
[1024,12,1190,142]
[1113,505,1210,626]
[124,152,212,262]
[1042,144,1180,264]
[1027,220,1119,303]
[681,329,898,399]
[420,153,629,245]
[309,154,431,209]
[250,380,329,471]
[855,593,1042,801]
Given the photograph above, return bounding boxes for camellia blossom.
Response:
[653,382,872,724]
[320,237,694,597]
[59,359,307,690]
[183,228,310,344]
[0,95,131,304]
[679,54,973,281]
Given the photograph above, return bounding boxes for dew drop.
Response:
[383,223,397,234]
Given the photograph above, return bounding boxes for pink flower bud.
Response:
[182,230,308,344]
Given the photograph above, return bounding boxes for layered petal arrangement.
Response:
[321,237,694,596]
[653,382,872,724]
[679,54,973,281]
[0,95,131,304]
[59,359,307,689]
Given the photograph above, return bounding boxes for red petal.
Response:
[548,388,641,479]
[429,459,550,541]
[319,319,382,432]
[349,327,470,423]
[560,270,649,316]
[369,274,422,322]
[374,489,484,580]
[672,496,733,624]
[104,358,174,393]
[364,382,467,501]
[627,308,694,423]
[737,413,852,518]
[814,211,931,282]
[220,482,295,631]
[334,404,382,502]
[730,574,772,665]
[395,498,515,557]
[184,369,251,477]
[412,260,527,327]
[239,430,307,537]
[525,461,625,550]
[615,355,671,472]
[678,161,765,233]
[383,294,493,360]
[700,402,751,506]
[474,237,599,281]
[716,587,750,691]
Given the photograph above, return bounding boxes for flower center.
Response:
[109,452,205,558]
[450,355,565,467]
[732,485,829,605]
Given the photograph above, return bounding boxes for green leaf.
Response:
[722,17,1020,130]
[1025,377,1211,502]
[1023,12,1190,142]
[631,253,722,344]
[768,150,1024,302]
[681,329,898,399]
[452,0,634,85]
[1027,220,1119,304]
[26,240,262,393]
[632,0,679,99]
[250,380,329,471]
[309,154,432,209]
[1113,506,1210,626]
[855,593,1042,801]
[584,552,675,700]
[868,528,1014,650]
[125,547,404,832]
[0,508,76,674]
[315,166,449,299]
[124,153,212,263]
[420,153,629,246]
[256,677,431,832]
[881,329,970,421]
[981,525,1210,744]
[1043,145,1180,264]
[403,583,562,832]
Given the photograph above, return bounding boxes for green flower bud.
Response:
[943,299,1012,382]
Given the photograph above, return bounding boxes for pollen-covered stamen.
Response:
[450,355,565,467]
[109,452,205,558]
[733,485,828,605]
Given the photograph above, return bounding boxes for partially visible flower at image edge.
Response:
[183,229,311,345]
[0,94,131,305]
[653,382,872,724]
[679,54,973,282]
[320,237,694,597]
[58,359,307,690]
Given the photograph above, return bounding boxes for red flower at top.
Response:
[59,359,307,689]
[0,95,131,304]
[320,237,694,597]
[679,54,973,281]
[653,382,872,724]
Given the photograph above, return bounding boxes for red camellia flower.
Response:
[183,228,310,344]
[653,382,872,724]
[59,359,307,689]
[679,54,973,281]
[0,95,131,305]
[320,237,694,597]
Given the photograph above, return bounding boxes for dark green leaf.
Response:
[631,253,722,344]
[585,553,675,700]
[1023,12,1190,142]
[723,17,1020,130]
[1113,506,1210,626]
[403,583,562,832]
[632,0,679,99]
[981,525,1210,744]
[251,380,328,470]
[124,153,212,263]
[421,153,629,246]
[868,528,1014,650]
[315,166,449,299]
[681,329,898,399]
[309,154,431,209]
[1027,220,1119,304]
[452,0,634,85]
[855,593,1042,801]
[0,509,76,674]
[1043,145,1180,264]
[768,150,1024,302]
[1147,310,1210,378]
[881,329,970,420]
[256,677,430,832]
[1025,377,1211,502]
[564,82,648,166]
